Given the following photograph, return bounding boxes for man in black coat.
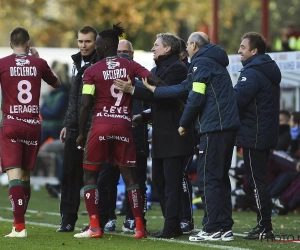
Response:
[118,32,240,241]
[116,33,195,238]
[234,32,281,240]
[56,26,99,232]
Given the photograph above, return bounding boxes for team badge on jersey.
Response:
[106,58,120,69]
[15,58,30,66]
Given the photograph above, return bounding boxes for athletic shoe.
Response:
[56,224,74,232]
[122,219,135,233]
[189,230,221,241]
[5,228,27,238]
[180,220,195,234]
[74,228,102,238]
[135,230,147,239]
[104,219,117,232]
[221,230,234,241]
[243,225,275,240]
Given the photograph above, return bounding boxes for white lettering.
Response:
[10,138,38,145]
[102,68,127,80]
[9,105,39,114]
[102,106,128,114]
[10,66,37,77]
[106,135,129,142]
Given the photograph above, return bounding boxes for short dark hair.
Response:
[78,26,98,41]
[98,23,125,48]
[241,32,266,54]
[156,33,181,54]
[10,26,30,47]
[178,38,187,53]
[279,109,291,122]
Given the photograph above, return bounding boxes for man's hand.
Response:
[178,126,186,136]
[60,127,67,143]
[29,47,39,58]
[76,134,86,150]
[142,78,156,93]
[114,75,134,94]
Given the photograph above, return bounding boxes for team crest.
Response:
[15,58,30,66]
[106,58,120,69]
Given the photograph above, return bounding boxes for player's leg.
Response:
[120,167,146,239]
[22,129,40,217]
[74,167,102,238]
[6,168,27,236]
[22,170,31,214]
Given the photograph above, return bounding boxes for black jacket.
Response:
[154,44,240,135]
[276,124,292,151]
[234,54,281,150]
[62,51,98,131]
[134,53,194,158]
[132,87,149,157]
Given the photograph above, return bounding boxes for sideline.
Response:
[0,217,249,250]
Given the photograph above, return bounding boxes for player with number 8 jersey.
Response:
[0,27,61,238]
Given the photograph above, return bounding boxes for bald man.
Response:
[117,39,134,59]
[114,31,240,241]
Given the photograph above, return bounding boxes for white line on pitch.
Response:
[0,217,249,250]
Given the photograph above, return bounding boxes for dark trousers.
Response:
[197,130,236,232]
[59,130,83,225]
[152,155,192,229]
[180,155,194,222]
[243,148,272,230]
[97,164,120,227]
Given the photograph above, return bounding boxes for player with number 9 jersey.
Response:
[82,55,151,168]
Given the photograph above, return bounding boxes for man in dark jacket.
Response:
[116,33,195,238]
[234,32,281,240]
[56,26,98,232]
[114,32,239,241]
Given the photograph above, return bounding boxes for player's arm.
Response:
[76,83,95,149]
[51,71,61,88]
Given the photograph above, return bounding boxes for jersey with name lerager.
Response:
[0,54,58,128]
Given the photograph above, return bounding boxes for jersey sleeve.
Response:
[41,59,59,86]
[83,67,94,85]
[131,61,151,79]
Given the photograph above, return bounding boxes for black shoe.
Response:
[180,220,195,235]
[243,225,274,240]
[56,224,74,232]
[151,227,182,239]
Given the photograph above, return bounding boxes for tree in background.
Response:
[0,0,299,53]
